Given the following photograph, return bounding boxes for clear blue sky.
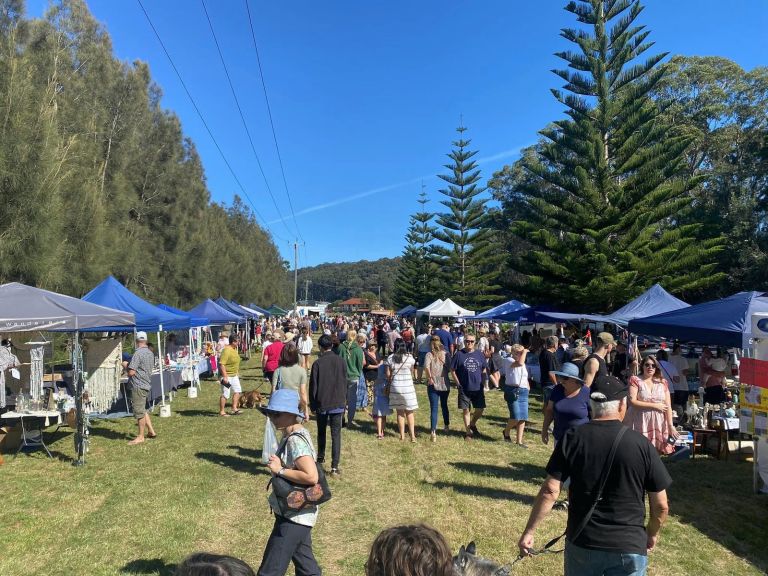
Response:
[27,0,768,268]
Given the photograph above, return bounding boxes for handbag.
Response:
[268,432,332,513]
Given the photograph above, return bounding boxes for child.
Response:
[372,364,392,439]
[365,524,453,576]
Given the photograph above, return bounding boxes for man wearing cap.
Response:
[450,333,488,440]
[583,332,615,389]
[518,374,671,576]
[219,334,242,416]
[127,332,157,445]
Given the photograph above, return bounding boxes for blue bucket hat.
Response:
[258,389,304,419]
[550,362,584,382]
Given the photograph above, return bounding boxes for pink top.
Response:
[626,375,674,455]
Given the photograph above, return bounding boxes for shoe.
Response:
[553,499,569,510]
[316,457,325,465]
[411,438,417,443]
[443,424,450,432]
[516,443,529,449]
[503,432,512,443]
[470,424,480,436]
[347,420,359,429]
[464,433,473,441]
[330,468,341,477]
[431,432,437,443]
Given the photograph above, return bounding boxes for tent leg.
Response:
[73,331,86,467]
[157,331,166,407]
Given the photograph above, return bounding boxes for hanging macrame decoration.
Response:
[29,345,45,401]
[84,338,122,414]
[0,345,19,409]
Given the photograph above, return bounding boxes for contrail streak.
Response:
[266,143,531,225]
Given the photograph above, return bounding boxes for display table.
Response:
[119,369,183,410]
[1,410,62,458]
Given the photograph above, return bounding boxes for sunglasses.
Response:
[642,363,656,368]
[465,339,476,343]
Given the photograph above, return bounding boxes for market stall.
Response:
[0,282,135,464]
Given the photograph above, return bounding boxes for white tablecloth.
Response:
[1,410,61,427]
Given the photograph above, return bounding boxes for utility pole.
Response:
[377,285,381,305]
[304,279,310,303]
[293,241,298,314]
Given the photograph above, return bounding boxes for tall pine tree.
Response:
[433,126,502,310]
[394,186,438,308]
[506,0,724,311]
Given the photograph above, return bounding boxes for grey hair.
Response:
[590,396,623,418]
[545,335,559,348]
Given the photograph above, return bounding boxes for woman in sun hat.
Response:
[541,362,591,446]
[257,388,322,576]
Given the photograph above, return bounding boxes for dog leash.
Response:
[507,536,565,569]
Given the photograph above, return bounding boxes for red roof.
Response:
[341,298,366,305]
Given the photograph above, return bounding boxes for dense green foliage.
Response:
[393,189,439,309]
[0,0,289,307]
[491,0,726,311]
[296,257,400,308]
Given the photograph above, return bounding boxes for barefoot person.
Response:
[219,334,242,416]
[127,331,157,445]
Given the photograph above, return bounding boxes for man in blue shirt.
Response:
[450,333,488,440]
[432,321,455,355]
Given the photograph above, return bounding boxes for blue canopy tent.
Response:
[188,299,242,326]
[82,276,192,332]
[83,276,195,411]
[628,291,768,349]
[248,303,271,317]
[397,305,418,316]
[157,304,209,327]
[611,284,689,325]
[473,299,530,321]
[214,297,252,320]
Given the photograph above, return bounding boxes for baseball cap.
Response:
[136,331,148,341]
[591,374,628,402]
[597,332,616,346]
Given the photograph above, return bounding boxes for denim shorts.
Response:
[417,351,428,367]
[503,386,529,421]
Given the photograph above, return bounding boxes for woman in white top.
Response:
[297,327,313,370]
[386,338,418,442]
[499,344,530,447]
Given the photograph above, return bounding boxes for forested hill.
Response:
[297,258,401,307]
[0,1,289,308]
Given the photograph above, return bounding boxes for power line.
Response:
[199,0,294,239]
[134,0,287,243]
[244,0,304,244]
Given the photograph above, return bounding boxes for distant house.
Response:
[337,297,372,314]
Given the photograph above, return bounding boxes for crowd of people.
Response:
[120,312,739,576]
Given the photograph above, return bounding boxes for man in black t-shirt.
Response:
[518,375,671,576]
[538,336,560,406]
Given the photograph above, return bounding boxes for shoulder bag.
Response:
[542,425,628,552]
[268,431,332,514]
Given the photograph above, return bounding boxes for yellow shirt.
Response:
[219,346,241,376]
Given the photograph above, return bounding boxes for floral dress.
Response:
[627,375,674,454]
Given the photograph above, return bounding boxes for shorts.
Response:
[417,351,428,367]
[221,375,242,399]
[504,386,529,421]
[458,387,486,410]
[131,387,149,419]
[264,370,275,383]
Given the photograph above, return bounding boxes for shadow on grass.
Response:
[449,461,546,485]
[90,427,133,441]
[195,451,270,476]
[667,459,768,573]
[175,409,220,418]
[426,480,535,505]
[226,444,263,460]
[120,558,176,575]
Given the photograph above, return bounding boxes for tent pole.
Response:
[157,330,166,407]
[73,330,86,467]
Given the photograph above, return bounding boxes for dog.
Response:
[453,542,510,576]
[239,390,263,409]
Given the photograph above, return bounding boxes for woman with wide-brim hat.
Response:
[256,389,321,576]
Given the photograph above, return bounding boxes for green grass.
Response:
[1,354,767,575]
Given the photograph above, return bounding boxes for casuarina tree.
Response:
[503,0,724,311]
[433,126,502,310]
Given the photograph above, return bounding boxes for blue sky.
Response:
[27,1,768,268]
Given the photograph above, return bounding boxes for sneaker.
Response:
[503,432,512,443]
[431,432,437,443]
[330,468,341,477]
[470,424,480,436]
[347,420,359,430]
[443,424,450,432]
[316,457,325,465]
[464,432,473,441]
[553,499,569,510]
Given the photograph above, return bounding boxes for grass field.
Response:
[2,352,768,576]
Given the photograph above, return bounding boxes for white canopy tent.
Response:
[416,299,444,316]
[417,298,474,318]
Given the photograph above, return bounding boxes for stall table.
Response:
[1,410,62,458]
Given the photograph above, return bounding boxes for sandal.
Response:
[231,410,243,416]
